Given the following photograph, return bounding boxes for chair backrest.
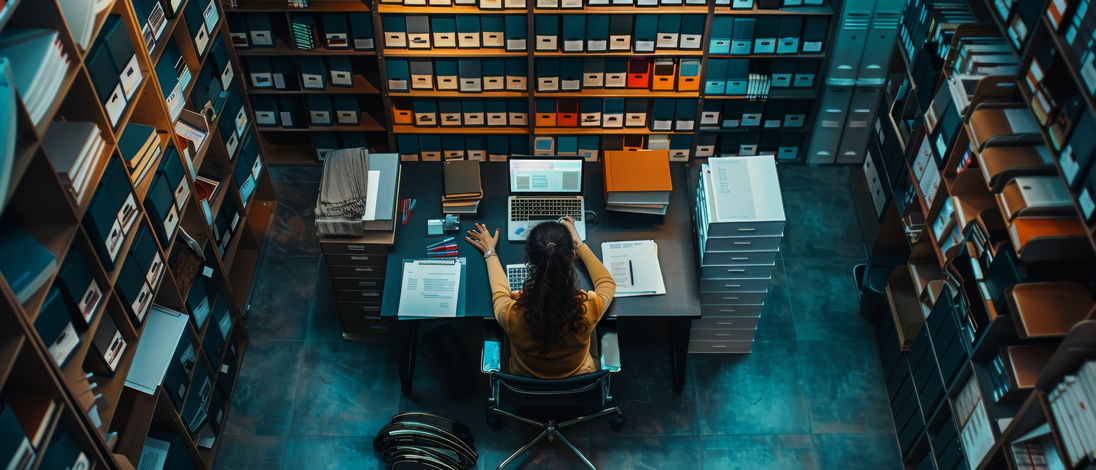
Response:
[490,370,611,415]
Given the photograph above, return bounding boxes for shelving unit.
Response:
[0,0,276,468]
[225,0,841,164]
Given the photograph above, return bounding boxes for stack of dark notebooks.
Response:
[291,15,316,50]
[442,160,482,215]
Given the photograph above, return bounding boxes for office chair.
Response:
[481,330,625,470]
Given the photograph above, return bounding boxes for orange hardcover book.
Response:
[603,150,672,205]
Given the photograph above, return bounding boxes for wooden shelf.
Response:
[376,4,512,13]
[258,118,386,132]
[382,48,527,57]
[390,89,529,97]
[708,53,826,59]
[704,89,817,100]
[714,3,834,15]
[535,50,705,56]
[547,89,700,98]
[542,6,709,13]
[392,125,528,134]
[699,126,808,133]
[247,75,381,94]
[235,39,376,56]
[227,0,371,11]
[534,127,691,135]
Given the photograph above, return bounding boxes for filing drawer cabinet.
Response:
[692,156,784,354]
[320,232,395,342]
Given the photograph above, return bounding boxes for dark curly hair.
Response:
[514,221,587,356]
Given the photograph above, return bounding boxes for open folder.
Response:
[601,240,666,297]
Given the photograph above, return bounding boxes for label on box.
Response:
[102,330,126,370]
[194,23,210,53]
[354,38,374,50]
[121,55,142,99]
[203,2,219,33]
[163,204,179,240]
[48,323,78,366]
[221,62,235,90]
[231,213,240,232]
[225,132,239,157]
[1082,53,1096,94]
[652,120,672,131]
[564,40,584,51]
[802,41,822,52]
[1061,145,1081,184]
[119,193,139,235]
[587,40,607,51]
[146,252,164,287]
[235,107,248,136]
[106,219,123,261]
[1081,188,1095,217]
[166,82,184,121]
[635,41,655,52]
[240,176,256,205]
[507,39,526,51]
[78,281,102,323]
[149,3,166,40]
[133,281,153,322]
[764,119,781,128]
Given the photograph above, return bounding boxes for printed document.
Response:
[601,240,666,297]
[398,259,462,317]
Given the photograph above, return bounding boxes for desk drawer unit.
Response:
[693,157,784,354]
[320,235,394,342]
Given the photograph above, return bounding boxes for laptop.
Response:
[506,156,587,242]
[506,264,529,292]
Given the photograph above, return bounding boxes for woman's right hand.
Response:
[559,216,582,246]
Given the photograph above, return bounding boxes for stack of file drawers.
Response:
[320,234,394,341]
[693,156,784,353]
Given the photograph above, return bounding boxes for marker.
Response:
[426,237,455,248]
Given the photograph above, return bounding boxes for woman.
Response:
[465,217,615,379]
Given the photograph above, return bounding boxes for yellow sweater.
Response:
[486,244,616,379]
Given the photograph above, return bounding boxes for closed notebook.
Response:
[444,160,482,198]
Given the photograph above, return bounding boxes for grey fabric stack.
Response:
[315,147,370,238]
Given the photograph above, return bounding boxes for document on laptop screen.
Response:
[509,159,583,193]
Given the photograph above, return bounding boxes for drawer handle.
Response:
[737,228,756,232]
[716,322,734,326]
[362,306,380,312]
[715,333,730,336]
[722,297,739,300]
[366,316,382,320]
[351,255,370,261]
[728,269,746,273]
[355,267,373,272]
[362,292,380,297]
[724,284,741,288]
[712,345,727,348]
[359,281,377,287]
[370,325,387,330]
[732,257,748,261]
[718,309,736,312]
[734,242,751,245]
[348,245,365,251]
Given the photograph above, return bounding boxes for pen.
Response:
[403,199,417,225]
[628,260,634,286]
[426,237,455,248]
[400,199,409,225]
[428,244,458,252]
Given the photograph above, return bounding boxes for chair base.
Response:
[487,406,624,470]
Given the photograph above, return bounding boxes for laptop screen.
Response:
[507,157,584,195]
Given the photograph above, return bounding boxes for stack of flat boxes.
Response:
[319,235,394,340]
[693,156,784,353]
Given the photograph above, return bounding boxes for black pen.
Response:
[628,260,633,286]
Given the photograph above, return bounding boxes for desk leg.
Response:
[669,318,691,393]
[395,320,419,395]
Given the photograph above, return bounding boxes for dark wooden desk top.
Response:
[380,161,701,319]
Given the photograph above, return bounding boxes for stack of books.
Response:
[603,150,672,215]
[43,121,106,204]
[442,160,482,215]
[117,123,161,188]
[291,15,316,50]
[1049,361,1096,467]
[0,29,70,125]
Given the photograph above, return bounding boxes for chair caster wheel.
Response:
[610,414,626,432]
[486,413,503,430]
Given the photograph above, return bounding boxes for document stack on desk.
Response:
[43,121,107,204]
[442,159,482,215]
[601,240,666,297]
[398,258,463,318]
[603,150,672,215]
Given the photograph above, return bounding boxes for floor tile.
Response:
[813,433,903,470]
[784,258,874,343]
[246,256,319,341]
[693,340,811,435]
[212,434,287,470]
[779,166,866,260]
[755,259,796,341]
[270,165,323,183]
[283,436,384,470]
[267,182,321,256]
[224,340,304,436]
[292,341,402,437]
[702,435,818,470]
[588,436,702,469]
[800,339,894,434]
[307,258,345,342]
[477,429,591,470]
[590,320,699,437]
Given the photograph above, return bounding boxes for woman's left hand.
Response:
[466,223,500,255]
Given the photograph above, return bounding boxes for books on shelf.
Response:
[0,399,36,470]
[603,149,671,215]
[442,159,482,215]
[0,216,57,304]
[57,0,96,50]
[117,123,161,188]
[0,29,70,126]
[1049,361,1096,467]
[291,14,316,50]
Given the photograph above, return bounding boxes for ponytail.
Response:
[515,223,586,356]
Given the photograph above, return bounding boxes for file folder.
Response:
[678,58,701,91]
[557,137,578,156]
[726,59,748,95]
[739,131,760,155]
[537,57,560,92]
[656,14,681,49]
[536,99,557,126]
[407,16,432,49]
[609,15,633,51]
[443,135,465,160]
[398,134,420,160]
[741,100,763,126]
[483,58,505,91]
[279,96,302,127]
[763,100,785,128]
[505,15,527,51]
[754,18,779,54]
[674,99,696,131]
[578,136,599,161]
[651,99,674,131]
[580,98,602,127]
[633,15,657,52]
[246,56,273,88]
[605,58,628,88]
[383,15,408,48]
[328,56,353,87]
[35,287,79,367]
[415,100,439,126]
[535,15,559,51]
[456,16,480,48]
[680,15,704,50]
[668,135,691,159]
[321,14,349,49]
[228,14,249,48]
[777,17,802,54]
[488,135,509,161]
[246,13,273,46]
[625,98,647,127]
[733,0,753,9]
[435,59,459,90]
[771,59,794,87]
[392,100,412,124]
[778,133,801,160]
[793,61,815,87]
[719,100,742,127]
[145,174,178,249]
[481,16,505,48]
[409,59,433,90]
[801,17,827,53]
[583,58,605,88]
[88,45,119,104]
[705,59,727,95]
[307,95,333,126]
[56,246,101,331]
[334,95,360,125]
[463,99,486,126]
[534,136,555,155]
[270,56,297,89]
[627,58,650,88]
[710,17,733,55]
[562,16,585,52]
[651,58,676,91]
[731,18,755,55]
[253,96,278,126]
[586,15,609,52]
[486,99,508,126]
[696,133,716,156]
[459,59,483,92]
[560,58,582,91]
[603,98,625,128]
[557,99,579,127]
[701,99,721,125]
[349,13,374,50]
[466,136,487,160]
[505,58,527,91]
[299,56,326,90]
[315,132,339,160]
[785,100,808,127]
[431,16,457,48]
[387,58,409,91]
[438,100,460,126]
[508,99,529,126]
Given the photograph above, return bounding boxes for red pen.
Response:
[427,244,458,252]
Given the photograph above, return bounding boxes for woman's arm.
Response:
[466,223,511,329]
[575,243,615,315]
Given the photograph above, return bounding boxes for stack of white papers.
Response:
[601,240,666,297]
[398,259,462,318]
[0,30,71,125]
[43,121,105,203]
[125,306,189,395]
[58,0,96,50]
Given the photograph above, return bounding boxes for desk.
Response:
[380,161,701,394]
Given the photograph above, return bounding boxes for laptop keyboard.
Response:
[509,198,583,222]
[506,264,529,292]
